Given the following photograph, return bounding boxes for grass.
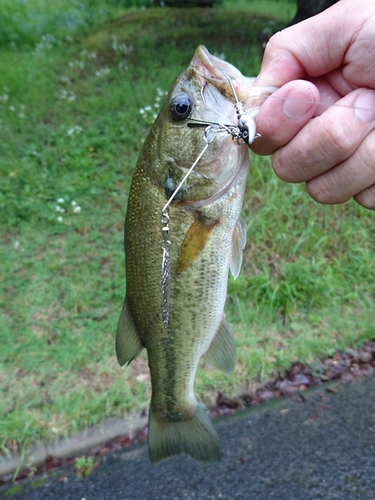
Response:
[1,0,374,458]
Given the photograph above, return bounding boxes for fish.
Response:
[116,45,271,464]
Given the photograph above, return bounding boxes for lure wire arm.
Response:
[226,74,257,145]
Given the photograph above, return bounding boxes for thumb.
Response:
[251,80,319,156]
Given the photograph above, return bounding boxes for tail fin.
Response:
[148,404,223,464]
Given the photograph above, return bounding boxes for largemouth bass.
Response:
[116,46,268,464]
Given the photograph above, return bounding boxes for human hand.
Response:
[251,0,375,210]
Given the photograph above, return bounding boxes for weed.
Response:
[75,456,96,477]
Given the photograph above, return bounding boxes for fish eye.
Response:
[170,95,193,121]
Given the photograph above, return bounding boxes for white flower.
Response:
[112,37,133,55]
[57,216,63,222]
[57,198,64,203]
[60,76,72,85]
[71,200,77,206]
[73,205,82,213]
[9,105,15,111]
[67,125,82,136]
[95,67,110,77]
[56,89,76,101]
[69,60,85,69]
[118,61,128,71]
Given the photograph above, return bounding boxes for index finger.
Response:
[255,1,354,88]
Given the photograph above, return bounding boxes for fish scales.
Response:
[125,157,246,408]
[116,45,272,464]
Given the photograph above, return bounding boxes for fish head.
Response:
[150,45,252,206]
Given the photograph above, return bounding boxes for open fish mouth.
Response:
[190,45,243,103]
[190,45,277,108]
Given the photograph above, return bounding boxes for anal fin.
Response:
[204,317,236,375]
[116,297,144,366]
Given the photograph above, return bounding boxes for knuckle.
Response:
[272,152,295,182]
[320,119,355,159]
[306,174,350,205]
[306,177,333,204]
[360,135,375,168]
[264,32,282,56]
[354,187,375,211]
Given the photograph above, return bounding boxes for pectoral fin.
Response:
[229,216,247,279]
[116,297,144,366]
[204,316,236,375]
[177,214,218,273]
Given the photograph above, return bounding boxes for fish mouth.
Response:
[190,45,241,103]
[190,45,276,108]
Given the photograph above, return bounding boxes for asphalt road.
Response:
[2,377,375,500]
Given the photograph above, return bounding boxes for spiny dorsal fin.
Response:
[229,216,247,279]
[204,316,236,375]
[116,297,144,366]
[177,214,219,273]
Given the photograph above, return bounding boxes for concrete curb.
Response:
[0,413,148,478]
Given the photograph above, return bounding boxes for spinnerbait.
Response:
[226,75,257,145]
[187,75,257,145]
[159,76,256,328]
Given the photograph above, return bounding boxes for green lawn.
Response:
[1,0,374,457]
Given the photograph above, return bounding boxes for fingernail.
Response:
[282,87,315,120]
[354,91,375,123]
